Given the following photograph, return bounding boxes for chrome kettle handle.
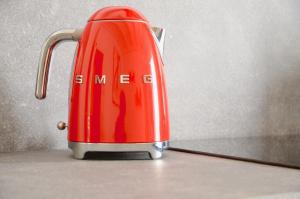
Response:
[35,29,83,99]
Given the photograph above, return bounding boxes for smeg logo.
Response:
[74,74,153,84]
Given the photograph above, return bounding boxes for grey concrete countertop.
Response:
[0,150,300,199]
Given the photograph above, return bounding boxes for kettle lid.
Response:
[88,6,148,22]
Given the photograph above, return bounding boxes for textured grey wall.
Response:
[1,0,300,152]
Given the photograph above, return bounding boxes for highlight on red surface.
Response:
[88,6,148,22]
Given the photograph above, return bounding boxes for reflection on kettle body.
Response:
[114,91,127,142]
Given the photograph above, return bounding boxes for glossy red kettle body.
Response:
[35,7,169,159]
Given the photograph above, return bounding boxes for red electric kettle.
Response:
[35,6,170,159]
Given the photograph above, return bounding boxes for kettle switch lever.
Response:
[57,121,67,130]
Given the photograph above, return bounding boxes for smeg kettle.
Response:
[35,6,170,159]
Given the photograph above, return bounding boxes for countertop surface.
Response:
[0,150,300,199]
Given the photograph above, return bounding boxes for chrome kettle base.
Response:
[68,141,169,160]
